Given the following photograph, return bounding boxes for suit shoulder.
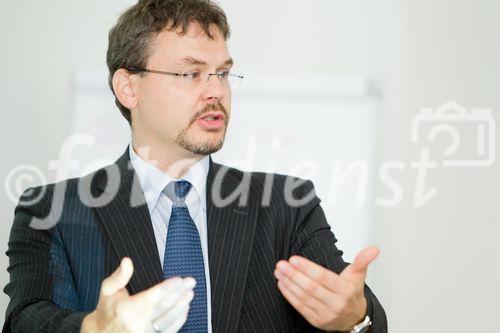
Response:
[214,162,311,185]
[213,162,318,202]
[15,163,110,216]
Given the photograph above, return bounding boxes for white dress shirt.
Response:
[129,144,212,332]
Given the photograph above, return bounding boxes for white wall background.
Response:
[1,1,499,331]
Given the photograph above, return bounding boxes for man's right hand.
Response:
[81,257,195,333]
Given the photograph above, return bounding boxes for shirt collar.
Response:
[128,144,209,213]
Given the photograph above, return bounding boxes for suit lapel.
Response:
[93,148,163,295]
[207,160,261,332]
[92,149,261,331]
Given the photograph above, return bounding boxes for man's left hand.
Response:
[274,246,379,331]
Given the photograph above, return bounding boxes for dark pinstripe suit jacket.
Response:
[4,148,387,332]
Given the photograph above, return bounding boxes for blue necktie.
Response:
[162,180,208,332]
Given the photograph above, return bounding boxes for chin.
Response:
[176,136,225,155]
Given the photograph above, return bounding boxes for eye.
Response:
[183,72,201,80]
[217,71,230,79]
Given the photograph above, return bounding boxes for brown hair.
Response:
[106,0,230,125]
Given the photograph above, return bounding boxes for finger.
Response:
[277,280,322,328]
[342,246,379,280]
[153,290,194,332]
[275,269,331,314]
[275,261,336,309]
[100,257,134,297]
[161,308,190,333]
[144,278,195,321]
[287,256,347,292]
[130,277,194,314]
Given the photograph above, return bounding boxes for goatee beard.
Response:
[175,102,229,155]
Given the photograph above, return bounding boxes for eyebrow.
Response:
[175,56,233,68]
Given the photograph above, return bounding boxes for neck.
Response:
[131,139,205,179]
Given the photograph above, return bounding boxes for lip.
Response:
[195,111,226,130]
[197,111,226,121]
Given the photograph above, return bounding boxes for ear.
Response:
[112,68,138,110]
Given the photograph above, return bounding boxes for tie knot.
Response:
[163,180,192,206]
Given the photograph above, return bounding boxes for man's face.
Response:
[131,23,232,156]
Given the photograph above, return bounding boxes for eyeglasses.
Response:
[127,66,244,90]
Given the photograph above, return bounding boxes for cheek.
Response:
[143,83,170,112]
[149,94,198,129]
[137,80,202,127]
[222,96,231,117]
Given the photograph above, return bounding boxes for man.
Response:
[4,0,387,332]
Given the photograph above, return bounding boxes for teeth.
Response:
[205,116,215,121]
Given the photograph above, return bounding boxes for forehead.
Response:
[147,23,230,67]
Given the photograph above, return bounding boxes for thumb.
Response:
[100,257,134,297]
[342,246,379,280]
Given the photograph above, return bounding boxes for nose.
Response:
[201,74,226,101]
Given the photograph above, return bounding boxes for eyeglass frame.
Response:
[126,66,244,86]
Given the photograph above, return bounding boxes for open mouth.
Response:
[196,111,226,130]
[200,113,224,122]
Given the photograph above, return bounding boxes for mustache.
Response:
[190,102,228,125]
